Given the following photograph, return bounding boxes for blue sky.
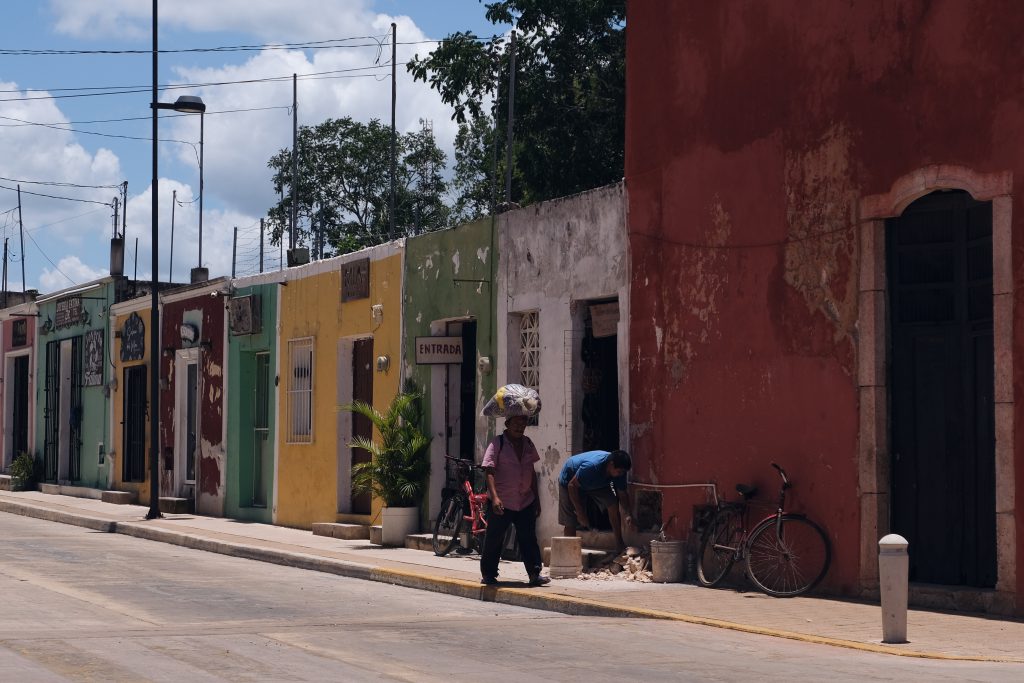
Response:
[0,1,507,292]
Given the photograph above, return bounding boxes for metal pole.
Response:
[389,21,397,239]
[168,189,176,282]
[259,218,264,273]
[121,181,127,239]
[231,226,238,278]
[2,238,8,309]
[197,111,205,268]
[290,73,298,252]
[16,185,26,293]
[147,0,162,519]
[504,30,517,205]
[134,237,139,281]
[279,235,283,271]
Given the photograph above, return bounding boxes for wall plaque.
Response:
[341,258,370,302]
[120,312,145,362]
[590,302,620,339]
[11,318,27,347]
[55,295,83,329]
[84,329,104,386]
[415,336,464,364]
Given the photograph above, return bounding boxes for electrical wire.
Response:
[24,228,76,286]
[0,105,291,127]
[0,183,113,207]
[0,176,122,190]
[0,35,390,56]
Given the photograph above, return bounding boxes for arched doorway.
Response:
[886,190,996,587]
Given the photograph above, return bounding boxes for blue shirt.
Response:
[559,451,627,492]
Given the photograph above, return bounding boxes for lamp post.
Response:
[149,61,206,519]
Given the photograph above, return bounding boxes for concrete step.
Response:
[37,483,105,500]
[0,474,12,491]
[101,490,136,505]
[39,483,61,495]
[159,497,192,514]
[404,533,435,552]
[312,522,370,540]
[369,525,383,545]
[542,546,614,570]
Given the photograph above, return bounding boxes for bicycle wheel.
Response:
[432,494,466,556]
[697,507,742,587]
[745,514,831,597]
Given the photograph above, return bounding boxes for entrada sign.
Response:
[415,336,464,364]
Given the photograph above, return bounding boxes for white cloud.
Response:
[38,255,108,291]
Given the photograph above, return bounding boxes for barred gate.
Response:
[123,365,147,483]
[43,340,60,482]
[69,336,83,482]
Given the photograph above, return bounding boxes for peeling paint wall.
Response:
[159,283,228,516]
[109,300,153,502]
[496,182,629,542]
[403,218,497,524]
[0,304,36,472]
[626,0,1024,597]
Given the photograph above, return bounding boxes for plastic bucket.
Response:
[650,540,685,583]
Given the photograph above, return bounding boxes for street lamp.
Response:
[148,86,205,519]
[162,96,208,283]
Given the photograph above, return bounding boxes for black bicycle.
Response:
[696,463,831,597]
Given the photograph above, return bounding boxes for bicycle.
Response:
[432,455,492,556]
[696,462,831,597]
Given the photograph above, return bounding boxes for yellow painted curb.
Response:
[371,566,1024,663]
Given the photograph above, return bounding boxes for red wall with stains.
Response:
[626,0,1024,596]
[159,291,226,515]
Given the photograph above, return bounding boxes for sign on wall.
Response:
[84,329,104,386]
[11,318,27,347]
[120,312,145,362]
[341,258,370,302]
[589,302,620,339]
[55,295,83,329]
[415,336,464,364]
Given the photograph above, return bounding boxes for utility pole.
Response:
[134,237,139,281]
[504,30,517,205]
[259,218,265,273]
[231,226,238,278]
[16,185,25,294]
[2,238,8,309]
[168,189,176,282]
[389,21,397,240]
[121,181,128,239]
[290,73,298,252]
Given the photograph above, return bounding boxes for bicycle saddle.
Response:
[735,483,758,499]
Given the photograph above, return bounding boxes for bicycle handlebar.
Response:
[770,462,791,489]
[444,454,485,471]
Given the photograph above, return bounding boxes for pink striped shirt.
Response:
[481,433,540,512]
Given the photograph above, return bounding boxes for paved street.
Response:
[0,513,1019,682]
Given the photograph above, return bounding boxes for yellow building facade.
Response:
[108,297,154,503]
[275,242,404,529]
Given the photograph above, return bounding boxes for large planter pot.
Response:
[380,506,419,546]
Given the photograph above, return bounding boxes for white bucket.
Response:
[650,540,685,583]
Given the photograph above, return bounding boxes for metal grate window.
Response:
[286,338,314,443]
[519,311,540,391]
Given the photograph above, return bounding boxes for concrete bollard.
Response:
[878,533,909,644]
[549,536,583,579]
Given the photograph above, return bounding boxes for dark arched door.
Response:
[887,190,995,587]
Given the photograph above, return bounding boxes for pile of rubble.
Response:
[578,546,653,582]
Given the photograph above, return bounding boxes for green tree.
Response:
[266,117,449,255]
[451,115,498,223]
[408,0,625,207]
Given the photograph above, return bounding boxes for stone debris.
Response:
[577,546,653,582]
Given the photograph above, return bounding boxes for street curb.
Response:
[2,498,1021,663]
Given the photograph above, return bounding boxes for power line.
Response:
[0,112,197,144]
[0,176,122,190]
[0,105,291,127]
[0,63,403,103]
[0,184,112,207]
[0,35,390,56]
[24,228,77,286]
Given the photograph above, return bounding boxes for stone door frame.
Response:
[858,165,1015,611]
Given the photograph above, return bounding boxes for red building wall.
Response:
[626,0,1024,597]
[159,290,226,515]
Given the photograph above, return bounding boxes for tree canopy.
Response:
[408,0,625,210]
[266,117,449,255]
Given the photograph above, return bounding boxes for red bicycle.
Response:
[432,455,491,556]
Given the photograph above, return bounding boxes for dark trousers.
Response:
[480,504,543,580]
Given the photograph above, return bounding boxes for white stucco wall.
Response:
[496,181,629,542]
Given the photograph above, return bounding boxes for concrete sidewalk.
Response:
[1,489,1021,663]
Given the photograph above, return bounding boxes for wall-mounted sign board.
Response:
[341,258,370,302]
[415,336,464,364]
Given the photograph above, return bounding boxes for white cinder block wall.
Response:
[496,182,629,543]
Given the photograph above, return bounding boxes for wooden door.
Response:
[887,190,995,587]
[351,338,374,515]
[11,355,29,458]
[123,365,148,483]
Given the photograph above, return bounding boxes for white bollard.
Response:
[549,536,583,579]
[878,534,909,644]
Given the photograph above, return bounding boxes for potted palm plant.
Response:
[343,391,432,546]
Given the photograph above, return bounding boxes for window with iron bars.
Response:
[287,338,314,443]
[519,311,540,392]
